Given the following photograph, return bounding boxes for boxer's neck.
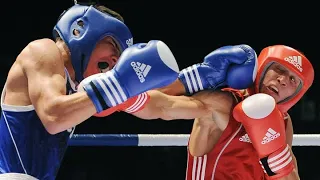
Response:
[56,40,76,82]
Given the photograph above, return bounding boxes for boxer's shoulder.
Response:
[192,90,234,110]
[18,38,63,70]
[23,38,57,55]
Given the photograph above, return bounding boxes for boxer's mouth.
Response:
[267,85,279,95]
[98,62,110,73]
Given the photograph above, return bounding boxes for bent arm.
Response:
[24,40,97,134]
[132,90,210,120]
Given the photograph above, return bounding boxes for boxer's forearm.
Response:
[290,148,299,173]
[278,169,300,180]
[132,90,209,120]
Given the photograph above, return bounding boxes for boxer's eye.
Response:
[73,29,80,36]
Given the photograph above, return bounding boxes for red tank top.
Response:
[185,89,265,180]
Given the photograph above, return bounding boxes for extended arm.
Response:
[132,90,210,120]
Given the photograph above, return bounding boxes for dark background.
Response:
[1,1,319,179]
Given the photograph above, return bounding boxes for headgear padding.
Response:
[53,4,133,81]
[249,45,314,113]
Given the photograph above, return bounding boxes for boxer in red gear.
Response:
[159,45,313,180]
[231,45,314,179]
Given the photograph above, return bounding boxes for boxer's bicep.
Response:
[204,91,234,131]
[189,117,222,156]
[22,41,70,127]
[24,43,65,107]
[23,42,97,134]
[188,91,233,156]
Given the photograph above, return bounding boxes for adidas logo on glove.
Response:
[261,128,280,144]
[131,62,152,83]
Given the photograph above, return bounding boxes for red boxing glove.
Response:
[233,93,294,179]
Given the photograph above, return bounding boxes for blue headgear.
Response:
[53,4,133,81]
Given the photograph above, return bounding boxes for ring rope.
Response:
[68,134,320,146]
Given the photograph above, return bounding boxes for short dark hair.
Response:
[94,5,124,23]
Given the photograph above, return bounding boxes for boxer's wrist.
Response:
[176,79,187,95]
[156,79,186,96]
[123,92,150,113]
[259,144,295,179]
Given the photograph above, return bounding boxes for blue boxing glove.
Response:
[178,44,257,94]
[80,40,179,113]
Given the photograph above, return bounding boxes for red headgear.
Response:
[248,45,314,113]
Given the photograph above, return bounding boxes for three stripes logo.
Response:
[261,128,280,144]
[239,134,252,143]
[180,65,204,94]
[284,56,303,72]
[124,92,149,113]
[131,62,152,83]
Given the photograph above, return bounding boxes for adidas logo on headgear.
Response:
[131,62,152,83]
[126,38,133,47]
[261,128,280,144]
[284,56,303,72]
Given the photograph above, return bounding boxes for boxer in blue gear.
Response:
[0,4,180,180]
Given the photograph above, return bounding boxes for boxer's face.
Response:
[84,37,121,78]
[260,62,301,103]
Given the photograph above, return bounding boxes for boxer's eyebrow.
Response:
[104,37,121,56]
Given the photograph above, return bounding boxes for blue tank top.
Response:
[0,69,77,180]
